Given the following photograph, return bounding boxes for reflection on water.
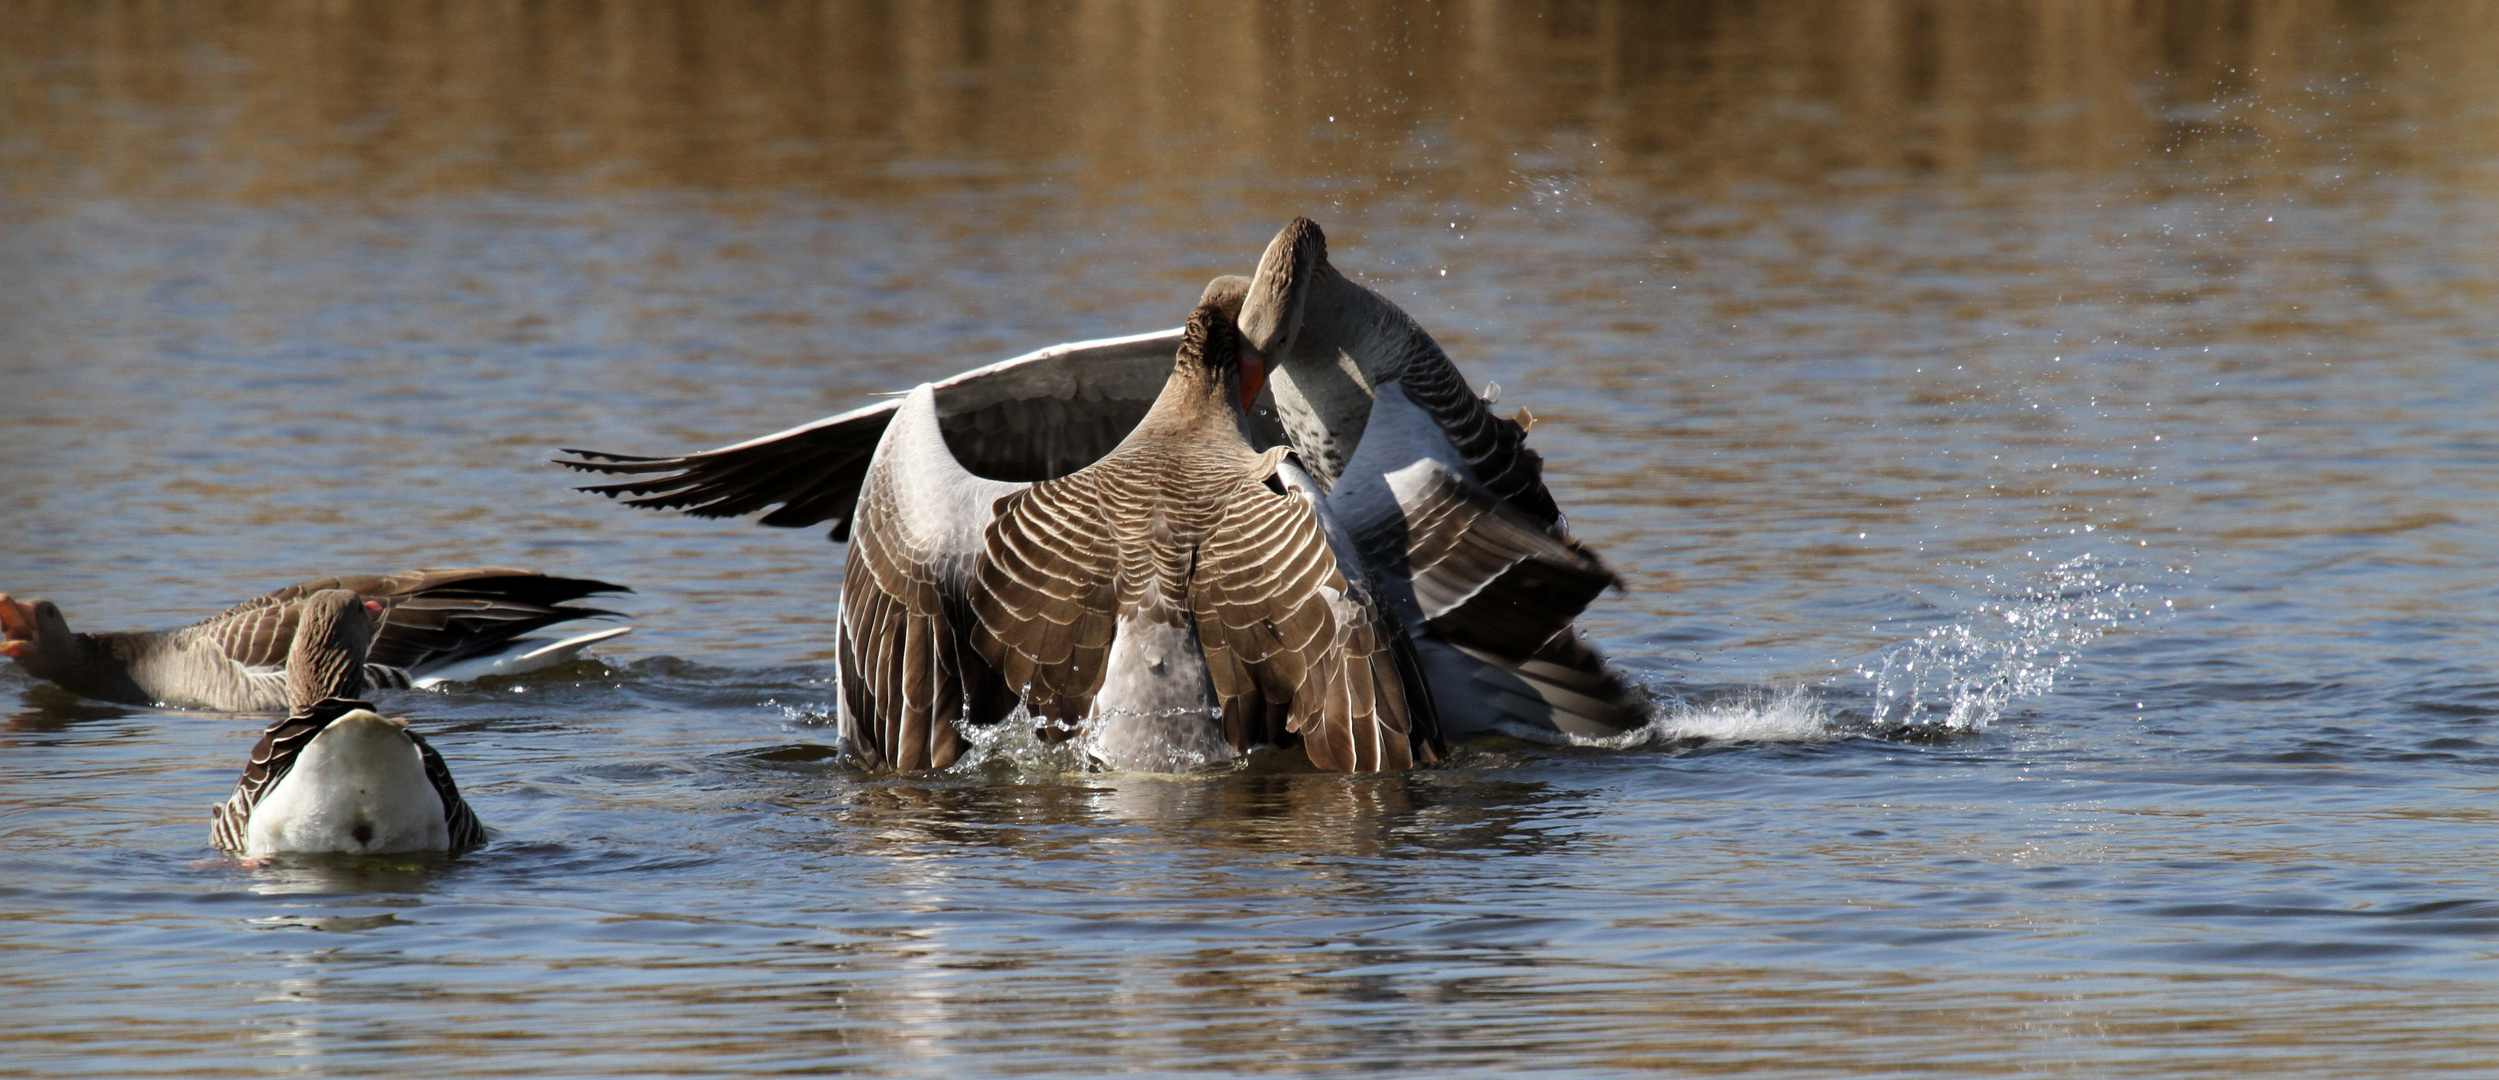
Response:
[7,2,2499,1077]
[6,0,2497,204]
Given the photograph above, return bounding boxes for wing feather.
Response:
[1377,460,1619,658]
[1188,468,1424,772]
[839,385,1027,770]
[407,727,487,852]
[558,329,1182,541]
[968,471,1122,735]
[209,697,372,853]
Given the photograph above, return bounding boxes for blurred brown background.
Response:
[7,0,2493,205]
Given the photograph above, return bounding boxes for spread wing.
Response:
[1374,459,1618,658]
[1190,460,1431,773]
[965,469,1124,738]
[558,329,1183,541]
[210,696,371,852]
[1391,334,1560,529]
[840,385,1029,770]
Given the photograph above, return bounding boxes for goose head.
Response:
[1236,215,1326,361]
[0,595,88,681]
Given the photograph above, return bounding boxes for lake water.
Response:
[7,3,2499,1075]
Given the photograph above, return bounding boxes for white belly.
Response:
[246,711,450,856]
[1086,614,1234,773]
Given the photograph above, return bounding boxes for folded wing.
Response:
[192,568,628,680]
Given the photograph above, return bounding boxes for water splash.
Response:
[1859,550,2165,733]
[1571,686,1837,750]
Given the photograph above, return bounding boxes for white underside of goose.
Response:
[410,625,636,687]
[243,711,450,856]
[1085,613,1233,773]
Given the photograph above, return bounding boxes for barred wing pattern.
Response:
[1384,330,1559,530]
[838,385,1029,770]
[1374,460,1618,658]
[972,455,1427,772]
[408,726,487,852]
[558,330,1183,541]
[211,698,362,852]
[966,470,1125,738]
[168,567,624,679]
[1188,465,1431,772]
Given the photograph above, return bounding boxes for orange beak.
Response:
[1238,346,1268,412]
[0,596,33,659]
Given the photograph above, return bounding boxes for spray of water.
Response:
[1858,549,2164,733]
[1605,687,1836,747]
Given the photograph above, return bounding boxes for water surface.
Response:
[6,3,2499,1076]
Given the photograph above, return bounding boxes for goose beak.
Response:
[1239,346,1268,412]
[0,596,33,658]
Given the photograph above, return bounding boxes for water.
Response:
[7,3,2499,1075]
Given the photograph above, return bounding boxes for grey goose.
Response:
[557,217,1641,746]
[839,298,1437,773]
[1233,218,1645,742]
[211,588,485,856]
[1,567,630,712]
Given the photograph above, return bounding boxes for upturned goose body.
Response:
[0,567,629,711]
[838,299,1437,773]
[210,589,486,856]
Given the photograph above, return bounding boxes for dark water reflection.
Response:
[8,2,2499,1076]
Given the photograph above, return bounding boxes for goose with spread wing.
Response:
[840,298,1437,773]
[556,217,1643,745]
[1,567,630,712]
[210,588,486,856]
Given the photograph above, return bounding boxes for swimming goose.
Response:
[0,567,630,711]
[211,589,486,856]
[840,298,1438,773]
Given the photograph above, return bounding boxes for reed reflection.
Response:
[5,1,2491,206]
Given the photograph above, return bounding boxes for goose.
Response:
[211,588,486,856]
[1233,218,1647,741]
[555,218,1640,743]
[0,567,631,712]
[839,297,1437,773]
